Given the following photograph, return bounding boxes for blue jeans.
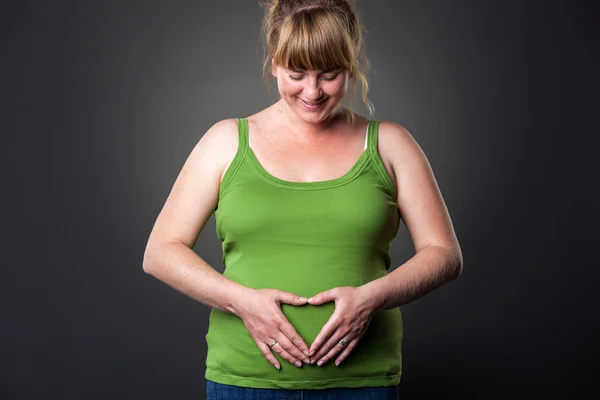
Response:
[206,380,400,399]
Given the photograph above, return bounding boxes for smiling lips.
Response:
[299,98,326,108]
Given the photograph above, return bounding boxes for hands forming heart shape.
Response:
[236,286,377,369]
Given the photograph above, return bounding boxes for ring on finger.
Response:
[338,339,347,347]
[269,340,277,348]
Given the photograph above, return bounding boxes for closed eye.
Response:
[321,73,339,81]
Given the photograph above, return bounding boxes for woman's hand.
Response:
[307,286,378,367]
[235,288,311,369]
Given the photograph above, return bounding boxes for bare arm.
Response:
[142,118,249,313]
[144,241,253,314]
[361,121,463,312]
[363,244,461,312]
[142,119,311,368]
[279,121,463,366]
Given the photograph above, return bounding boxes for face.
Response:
[273,64,349,124]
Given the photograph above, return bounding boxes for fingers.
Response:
[278,291,309,306]
[275,291,311,360]
[257,339,301,370]
[310,329,344,364]
[246,289,312,369]
[308,313,338,356]
[307,288,335,305]
[258,331,359,369]
[312,333,358,367]
[278,320,311,359]
[334,338,359,366]
[269,336,310,367]
[250,314,311,368]
[257,341,281,370]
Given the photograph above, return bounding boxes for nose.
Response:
[304,77,323,100]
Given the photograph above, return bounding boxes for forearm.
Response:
[142,241,251,315]
[362,245,463,312]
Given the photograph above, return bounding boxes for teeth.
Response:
[302,99,320,106]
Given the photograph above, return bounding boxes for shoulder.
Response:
[377,120,418,155]
[187,118,240,183]
[377,120,428,175]
[197,118,239,150]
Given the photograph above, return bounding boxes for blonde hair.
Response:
[259,0,374,122]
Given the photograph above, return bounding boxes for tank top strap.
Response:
[236,117,249,149]
[366,120,379,155]
[220,118,250,196]
[366,120,398,199]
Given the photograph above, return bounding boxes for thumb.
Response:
[307,289,336,305]
[278,291,309,305]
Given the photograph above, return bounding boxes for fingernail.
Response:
[311,359,317,365]
[295,361,302,367]
[299,297,307,302]
[307,297,314,303]
[303,350,310,357]
[304,358,310,364]
[317,360,324,366]
[275,363,280,369]
[335,360,340,366]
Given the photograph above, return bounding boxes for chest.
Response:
[216,175,399,246]
[248,130,368,183]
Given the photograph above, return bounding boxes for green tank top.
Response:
[205,117,403,390]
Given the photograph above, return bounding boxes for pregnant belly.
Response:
[281,301,335,346]
[223,260,389,346]
[205,300,403,383]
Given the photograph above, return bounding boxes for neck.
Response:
[274,99,346,139]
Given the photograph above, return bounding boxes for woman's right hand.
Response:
[235,288,311,369]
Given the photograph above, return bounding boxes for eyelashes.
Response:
[288,74,339,81]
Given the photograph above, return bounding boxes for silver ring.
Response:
[338,339,347,347]
[269,340,277,348]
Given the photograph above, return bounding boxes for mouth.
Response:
[299,98,326,109]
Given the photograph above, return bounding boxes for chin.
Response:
[295,101,338,120]
[297,110,330,123]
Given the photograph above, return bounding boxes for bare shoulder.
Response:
[378,120,460,257]
[145,118,239,249]
[177,116,241,209]
[191,118,239,178]
[377,120,428,177]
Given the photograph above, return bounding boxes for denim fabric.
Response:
[206,380,400,400]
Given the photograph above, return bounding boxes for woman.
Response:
[143,0,463,399]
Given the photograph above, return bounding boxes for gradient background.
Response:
[2,1,597,399]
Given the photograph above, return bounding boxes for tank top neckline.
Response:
[239,117,374,191]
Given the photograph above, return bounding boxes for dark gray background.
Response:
[3,0,598,399]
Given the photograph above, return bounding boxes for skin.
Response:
[272,64,349,134]
[143,63,463,371]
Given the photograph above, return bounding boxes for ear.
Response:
[271,58,277,77]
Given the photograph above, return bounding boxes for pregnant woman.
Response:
[143,1,463,399]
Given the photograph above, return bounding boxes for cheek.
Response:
[327,81,347,97]
[278,79,301,95]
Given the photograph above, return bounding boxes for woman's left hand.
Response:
[307,285,378,367]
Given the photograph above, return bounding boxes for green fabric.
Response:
[205,117,403,389]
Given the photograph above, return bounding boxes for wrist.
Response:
[358,280,387,314]
[227,285,255,317]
